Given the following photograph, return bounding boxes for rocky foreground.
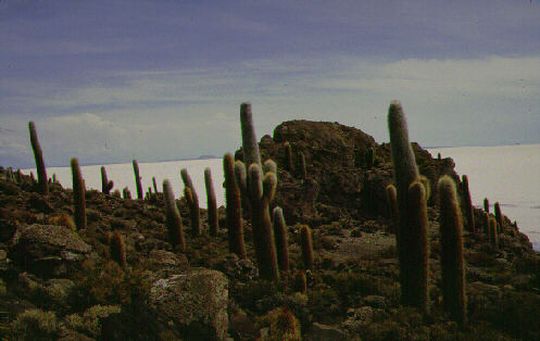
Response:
[1,120,540,340]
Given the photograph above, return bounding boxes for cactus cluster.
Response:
[28,121,49,195]
[70,158,86,230]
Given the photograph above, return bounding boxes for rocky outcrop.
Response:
[148,268,229,340]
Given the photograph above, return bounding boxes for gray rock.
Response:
[342,306,374,333]
[10,224,91,277]
[149,268,228,340]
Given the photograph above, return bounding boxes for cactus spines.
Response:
[240,102,262,169]
[387,101,420,306]
[273,207,290,273]
[100,166,114,194]
[264,159,278,176]
[299,151,307,180]
[152,177,158,194]
[483,198,490,213]
[300,224,314,270]
[224,153,246,258]
[438,176,467,326]
[28,121,48,195]
[181,168,201,236]
[419,175,431,202]
[284,142,294,173]
[488,216,499,249]
[248,163,279,281]
[204,167,219,237]
[494,202,503,234]
[70,158,86,230]
[386,184,399,235]
[132,160,143,199]
[110,231,127,268]
[405,181,430,314]
[461,175,475,233]
[163,179,186,251]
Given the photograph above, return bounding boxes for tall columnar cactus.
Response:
[70,158,87,230]
[365,147,375,169]
[264,159,278,176]
[284,142,294,173]
[224,153,246,258]
[494,202,503,234]
[483,212,490,237]
[438,176,467,326]
[483,198,490,213]
[163,179,186,251]
[132,160,143,199]
[248,163,279,281]
[299,152,307,180]
[110,231,127,268]
[419,175,431,202]
[386,184,399,235]
[28,121,48,195]
[488,216,499,249]
[235,160,250,217]
[100,166,114,194]
[240,102,262,168]
[204,167,219,237]
[181,168,201,236]
[152,177,158,194]
[273,207,290,274]
[300,224,314,270]
[406,181,430,314]
[461,175,475,233]
[387,101,421,306]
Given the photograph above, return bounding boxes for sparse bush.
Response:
[11,309,58,340]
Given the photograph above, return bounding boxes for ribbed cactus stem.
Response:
[483,198,490,213]
[152,177,158,194]
[181,168,201,236]
[461,175,475,233]
[299,152,307,180]
[248,163,279,281]
[132,160,143,199]
[273,207,289,273]
[28,121,48,195]
[386,184,399,235]
[494,202,503,234]
[438,176,467,326]
[284,142,294,173]
[204,167,219,237]
[163,179,186,251]
[405,181,430,314]
[240,102,262,169]
[387,100,420,306]
[234,160,249,217]
[300,224,314,270]
[224,153,246,258]
[70,158,86,230]
[110,231,127,268]
[101,166,114,194]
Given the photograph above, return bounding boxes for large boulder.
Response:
[148,268,229,340]
[10,224,92,277]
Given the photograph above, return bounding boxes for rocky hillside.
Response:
[1,120,539,340]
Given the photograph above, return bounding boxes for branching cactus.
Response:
[248,163,279,281]
[101,166,114,194]
[494,202,503,234]
[386,184,399,235]
[70,158,87,230]
[406,181,430,314]
[387,101,420,306]
[438,176,467,326]
[163,179,186,251]
[299,152,307,180]
[110,231,127,268]
[204,167,219,237]
[284,142,294,173]
[273,207,290,274]
[224,153,246,258]
[300,224,315,270]
[461,175,475,233]
[181,168,201,236]
[28,121,48,195]
[132,160,143,199]
[240,102,262,169]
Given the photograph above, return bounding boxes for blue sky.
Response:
[1,0,540,167]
